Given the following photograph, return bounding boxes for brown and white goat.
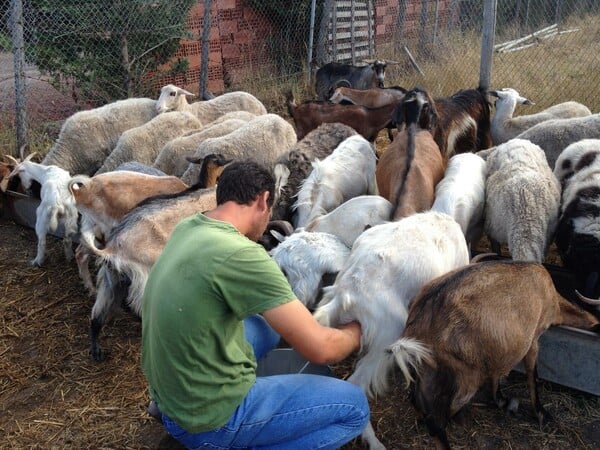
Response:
[410,87,493,159]
[376,87,446,220]
[285,91,397,141]
[69,171,188,294]
[388,260,600,450]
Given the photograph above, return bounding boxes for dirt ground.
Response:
[1,212,599,449]
[1,51,599,448]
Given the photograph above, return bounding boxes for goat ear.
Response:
[489,90,499,98]
[185,155,204,164]
[521,97,535,106]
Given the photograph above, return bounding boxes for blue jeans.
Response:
[159,315,370,449]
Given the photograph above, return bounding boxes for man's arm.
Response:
[262,299,361,365]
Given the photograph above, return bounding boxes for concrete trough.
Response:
[2,190,599,395]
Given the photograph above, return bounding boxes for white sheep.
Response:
[490,87,591,145]
[155,84,267,123]
[8,154,78,266]
[514,114,600,169]
[95,111,203,174]
[294,134,379,228]
[553,139,600,187]
[269,231,351,309]
[313,211,470,450]
[153,117,250,178]
[179,113,297,183]
[304,195,393,248]
[484,138,561,262]
[42,98,158,176]
[431,152,487,249]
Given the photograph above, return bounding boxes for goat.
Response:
[313,211,469,450]
[376,87,446,220]
[7,154,78,266]
[87,183,217,361]
[304,195,393,248]
[285,91,397,141]
[293,135,378,228]
[315,59,398,100]
[388,260,600,450]
[431,153,487,249]
[272,122,358,223]
[329,86,407,108]
[424,87,493,159]
[68,171,189,295]
[269,230,350,309]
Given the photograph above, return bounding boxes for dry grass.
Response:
[1,215,599,449]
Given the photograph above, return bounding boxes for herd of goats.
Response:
[2,59,600,449]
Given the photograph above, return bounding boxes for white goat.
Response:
[490,87,591,145]
[432,152,487,249]
[294,135,378,228]
[304,195,393,248]
[269,231,350,309]
[8,154,78,266]
[485,138,561,262]
[313,211,470,450]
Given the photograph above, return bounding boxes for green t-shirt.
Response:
[141,213,295,433]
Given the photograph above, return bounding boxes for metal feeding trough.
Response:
[2,189,78,242]
[2,191,598,394]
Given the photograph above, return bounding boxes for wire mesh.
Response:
[0,0,598,156]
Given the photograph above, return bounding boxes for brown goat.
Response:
[388,260,600,450]
[376,87,445,220]
[285,91,397,141]
[329,86,407,108]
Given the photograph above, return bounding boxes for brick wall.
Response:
[158,1,451,95]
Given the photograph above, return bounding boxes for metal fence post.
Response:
[200,0,213,98]
[479,0,497,90]
[10,0,28,157]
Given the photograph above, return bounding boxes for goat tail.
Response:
[285,90,296,118]
[386,337,434,388]
[68,174,91,196]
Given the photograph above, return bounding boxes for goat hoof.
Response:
[90,346,106,362]
[30,259,43,267]
[537,407,553,427]
[506,398,519,415]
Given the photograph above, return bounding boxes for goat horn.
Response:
[386,60,400,64]
[575,290,600,305]
[470,252,500,264]
[267,220,294,236]
[4,154,19,165]
[24,152,39,162]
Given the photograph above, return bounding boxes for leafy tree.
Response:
[26,0,195,104]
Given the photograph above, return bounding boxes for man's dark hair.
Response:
[216,160,275,207]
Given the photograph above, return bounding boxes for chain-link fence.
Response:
[1,0,598,156]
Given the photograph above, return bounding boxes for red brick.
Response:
[221,44,240,59]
